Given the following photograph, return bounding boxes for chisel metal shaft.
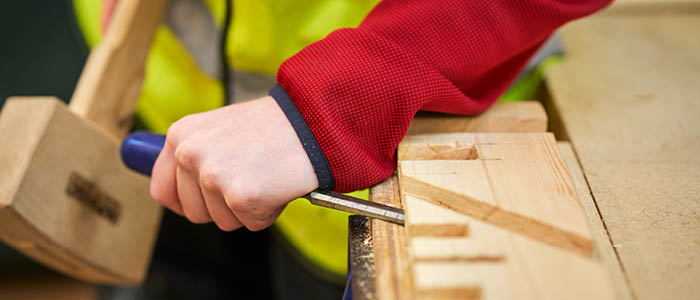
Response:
[305,190,405,225]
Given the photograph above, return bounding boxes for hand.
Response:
[150,96,319,231]
[101,0,119,33]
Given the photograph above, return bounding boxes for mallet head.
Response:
[0,97,161,284]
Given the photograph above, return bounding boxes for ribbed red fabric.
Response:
[277,0,610,192]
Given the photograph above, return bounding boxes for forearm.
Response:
[275,0,612,192]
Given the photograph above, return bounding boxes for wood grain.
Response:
[603,0,700,15]
[371,103,550,299]
[546,13,700,300]
[398,142,478,161]
[70,0,168,138]
[557,142,634,300]
[406,102,547,135]
[370,176,413,300]
[0,99,161,284]
[399,133,594,258]
[399,134,615,299]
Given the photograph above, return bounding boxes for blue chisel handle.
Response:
[120,131,166,176]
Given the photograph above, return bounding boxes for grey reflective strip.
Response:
[165,0,221,78]
[165,0,277,104]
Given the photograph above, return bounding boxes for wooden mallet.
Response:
[0,0,168,284]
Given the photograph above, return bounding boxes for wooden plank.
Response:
[406,101,547,135]
[545,14,700,300]
[557,142,634,300]
[397,133,616,299]
[399,133,594,258]
[603,0,700,15]
[371,104,549,299]
[370,176,413,300]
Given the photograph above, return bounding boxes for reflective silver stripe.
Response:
[309,191,405,222]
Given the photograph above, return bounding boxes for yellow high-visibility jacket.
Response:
[74,0,379,283]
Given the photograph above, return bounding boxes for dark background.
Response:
[0,1,87,107]
[0,0,87,273]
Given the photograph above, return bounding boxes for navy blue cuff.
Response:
[269,84,335,191]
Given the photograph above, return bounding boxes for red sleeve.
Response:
[276,0,611,192]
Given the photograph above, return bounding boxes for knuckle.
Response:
[224,185,259,212]
[149,183,175,207]
[165,122,185,148]
[166,114,198,147]
[199,168,221,191]
[174,143,199,170]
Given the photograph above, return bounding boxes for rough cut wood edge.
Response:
[371,176,413,300]
[557,142,634,300]
[349,215,376,300]
[399,175,594,258]
[406,101,547,135]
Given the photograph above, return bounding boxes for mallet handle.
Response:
[70,0,168,139]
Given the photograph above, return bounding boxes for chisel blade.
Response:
[304,190,405,225]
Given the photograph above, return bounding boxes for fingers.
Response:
[176,167,212,224]
[224,187,282,231]
[200,172,243,231]
[150,142,184,216]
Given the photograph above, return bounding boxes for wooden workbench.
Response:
[349,1,700,299]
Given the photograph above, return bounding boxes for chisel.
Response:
[120,131,405,225]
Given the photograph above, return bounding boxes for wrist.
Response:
[269,85,334,191]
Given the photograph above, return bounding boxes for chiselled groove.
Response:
[414,256,505,263]
[401,176,595,258]
[409,223,470,237]
[399,142,479,161]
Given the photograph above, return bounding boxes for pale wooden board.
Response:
[546,14,700,300]
[603,0,700,14]
[557,142,634,300]
[370,176,413,300]
[406,102,547,136]
[372,105,549,299]
[398,134,616,299]
[400,133,593,257]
